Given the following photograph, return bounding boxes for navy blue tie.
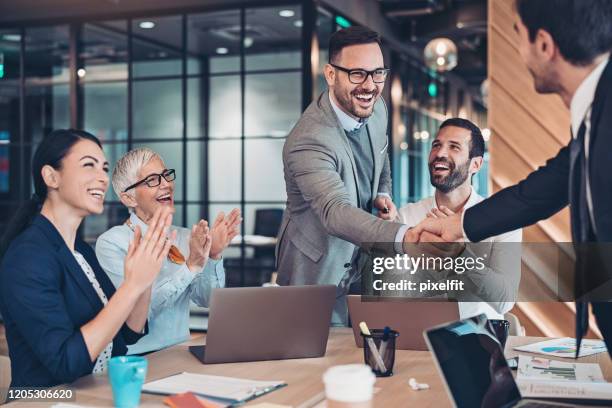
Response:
[572,121,588,358]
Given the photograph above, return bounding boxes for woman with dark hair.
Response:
[0,129,174,388]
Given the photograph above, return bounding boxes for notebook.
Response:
[143,372,286,404]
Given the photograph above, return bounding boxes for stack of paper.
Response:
[514,337,607,358]
[516,355,612,400]
[517,381,612,400]
[517,355,604,383]
[143,372,286,404]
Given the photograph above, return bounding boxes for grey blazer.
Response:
[276,91,404,288]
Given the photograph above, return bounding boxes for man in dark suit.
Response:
[415,0,612,357]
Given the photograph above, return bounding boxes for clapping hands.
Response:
[187,220,213,272]
[210,208,241,260]
[124,207,176,293]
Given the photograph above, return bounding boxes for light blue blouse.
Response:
[95,212,225,354]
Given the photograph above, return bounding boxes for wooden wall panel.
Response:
[487,0,593,337]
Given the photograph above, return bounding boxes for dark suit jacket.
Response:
[463,61,612,298]
[0,215,146,388]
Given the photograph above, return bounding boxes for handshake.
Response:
[374,195,466,258]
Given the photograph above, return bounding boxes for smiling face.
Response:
[324,42,385,119]
[131,157,175,223]
[43,139,109,216]
[428,126,481,193]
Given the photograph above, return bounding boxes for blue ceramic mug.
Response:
[108,356,148,408]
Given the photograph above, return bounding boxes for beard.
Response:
[527,64,560,95]
[332,82,379,119]
[429,157,470,194]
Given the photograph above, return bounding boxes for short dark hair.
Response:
[328,26,382,64]
[439,118,485,159]
[515,0,612,66]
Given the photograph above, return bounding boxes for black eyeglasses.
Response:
[329,64,390,84]
[123,169,176,192]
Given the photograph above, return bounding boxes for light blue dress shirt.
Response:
[95,212,225,354]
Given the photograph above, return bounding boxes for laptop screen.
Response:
[425,315,522,408]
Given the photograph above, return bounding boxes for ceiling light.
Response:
[482,128,491,141]
[139,21,155,29]
[2,34,21,42]
[244,37,254,48]
[397,123,406,136]
[420,131,430,140]
[424,38,458,72]
[216,47,229,55]
[435,42,447,55]
[400,141,408,150]
[414,131,421,140]
[294,20,303,28]
[77,68,86,78]
[279,9,295,18]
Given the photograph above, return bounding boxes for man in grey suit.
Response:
[276,27,412,325]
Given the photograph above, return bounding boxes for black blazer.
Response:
[463,61,612,295]
[0,215,146,388]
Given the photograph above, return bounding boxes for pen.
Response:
[359,321,387,373]
[378,326,391,358]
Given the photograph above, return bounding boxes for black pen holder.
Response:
[361,329,399,377]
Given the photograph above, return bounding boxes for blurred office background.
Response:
[0,0,488,283]
[1,0,583,340]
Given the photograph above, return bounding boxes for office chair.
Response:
[225,208,284,287]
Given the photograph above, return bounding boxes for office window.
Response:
[244,6,302,72]
[81,21,128,81]
[132,16,182,78]
[0,30,21,197]
[244,138,286,202]
[187,10,241,75]
[244,72,300,138]
[132,79,183,140]
[208,139,241,202]
[24,26,70,145]
[83,82,128,143]
[208,75,241,139]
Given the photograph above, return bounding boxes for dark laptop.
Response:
[189,285,336,364]
[424,314,601,408]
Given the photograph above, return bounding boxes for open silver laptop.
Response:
[347,295,459,350]
[424,315,591,407]
[189,285,336,364]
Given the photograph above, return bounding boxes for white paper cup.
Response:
[323,364,376,408]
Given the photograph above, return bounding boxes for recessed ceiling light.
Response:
[482,128,491,141]
[77,68,86,78]
[279,9,295,18]
[139,21,155,29]
[244,37,254,48]
[2,34,21,42]
[216,47,229,55]
[294,20,303,28]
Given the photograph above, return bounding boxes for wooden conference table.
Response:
[6,329,612,407]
